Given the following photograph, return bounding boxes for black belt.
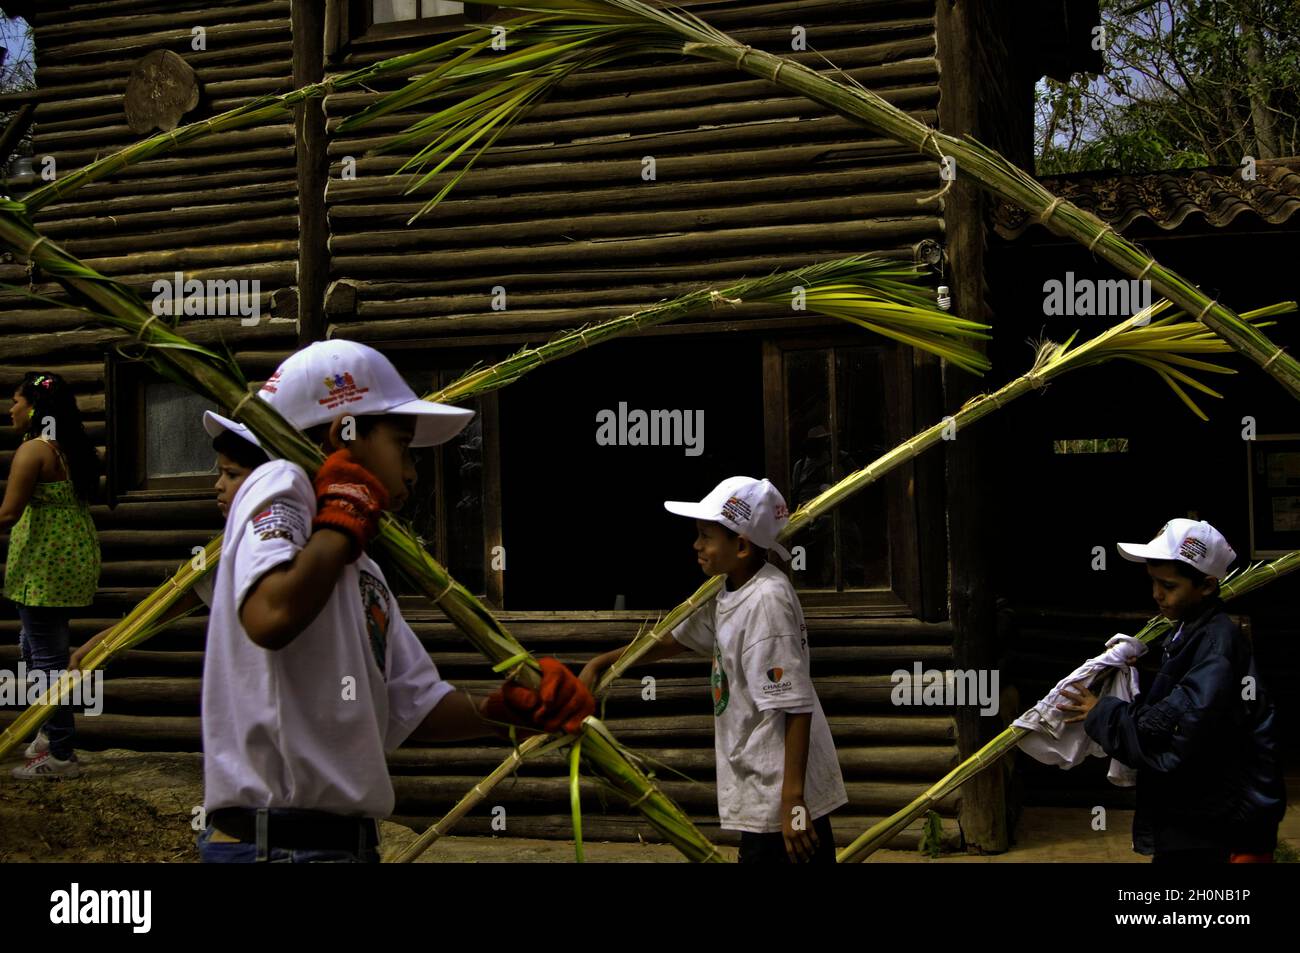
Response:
[210,808,380,852]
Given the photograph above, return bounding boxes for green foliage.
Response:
[1036,0,1300,173]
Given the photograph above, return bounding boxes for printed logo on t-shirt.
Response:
[251,500,306,543]
[761,665,793,697]
[358,570,390,679]
[711,642,729,716]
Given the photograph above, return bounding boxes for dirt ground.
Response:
[2,748,1297,863]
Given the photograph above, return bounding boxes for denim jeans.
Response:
[16,604,75,760]
[197,815,381,864]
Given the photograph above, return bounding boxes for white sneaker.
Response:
[12,751,81,780]
[23,731,49,759]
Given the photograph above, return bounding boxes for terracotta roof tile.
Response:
[993,158,1300,239]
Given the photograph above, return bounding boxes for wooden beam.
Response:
[935,0,1009,854]
[292,0,327,345]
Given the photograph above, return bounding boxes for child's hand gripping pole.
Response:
[483,657,596,736]
[312,449,390,562]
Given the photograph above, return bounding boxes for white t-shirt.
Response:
[201,459,453,818]
[672,563,847,833]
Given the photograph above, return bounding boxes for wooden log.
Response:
[326,51,936,125]
[331,218,939,282]
[390,774,959,815]
[39,2,290,42]
[124,49,202,134]
[326,125,934,203]
[59,217,299,259]
[36,186,297,229]
[603,714,958,745]
[37,120,292,155]
[328,110,939,186]
[0,59,295,108]
[388,744,960,778]
[331,191,941,258]
[0,317,295,361]
[315,252,912,301]
[331,165,936,231]
[0,710,201,750]
[40,21,290,64]
[328,82,940,160]
[33,169,297,205]
[30,147,295,184]
[390,812,960,850]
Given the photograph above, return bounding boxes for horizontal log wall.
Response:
[323,0,944,343]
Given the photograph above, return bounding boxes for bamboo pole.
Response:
[836,549,1300,862]
[0,202,720,863]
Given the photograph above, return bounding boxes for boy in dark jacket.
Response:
[1060,518,1286,864]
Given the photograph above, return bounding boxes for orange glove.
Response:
[312,449,389,562]
[482,658,596,736]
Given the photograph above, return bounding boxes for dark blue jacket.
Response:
[1084,599,1286,855]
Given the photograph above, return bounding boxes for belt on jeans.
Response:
[210,808,380,852]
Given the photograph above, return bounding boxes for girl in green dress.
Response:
[1,372,102,779]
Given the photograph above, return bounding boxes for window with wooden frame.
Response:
[347,0,488,41]
[105,355,224,502]
[763,337,923,612]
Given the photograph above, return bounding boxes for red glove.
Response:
[482,658,596,736]
[312,449,389,561]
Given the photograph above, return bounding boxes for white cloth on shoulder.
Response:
[1012,634,1146,787]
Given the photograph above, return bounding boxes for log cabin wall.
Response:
[0,1,1095,850]
[0,0,302,601]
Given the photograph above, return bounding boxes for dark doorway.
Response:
[499,335,764,610]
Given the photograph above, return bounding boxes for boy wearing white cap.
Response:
[64,411,268,677]
[198,340,594,862]
[581,476,847,863]
[1060,518,1286,863]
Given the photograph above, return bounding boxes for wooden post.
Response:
[292,0,329,345]
[935,0,1008,853]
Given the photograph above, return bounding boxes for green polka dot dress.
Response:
[3,438,100,607]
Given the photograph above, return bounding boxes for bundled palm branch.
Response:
[0,202,722,862]
[836,549,1300,863]
[393,299,1293,860]
[431,254,991,398]
[322,0,1300,401]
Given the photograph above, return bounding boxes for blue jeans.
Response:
[197,815,381,864]
[16,604,75,760]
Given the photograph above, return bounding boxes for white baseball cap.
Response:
[1117,518,1236,579]
[203,410,261,447]
[256,340,474,447]
[665,476,792,560]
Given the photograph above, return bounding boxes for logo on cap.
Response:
[260,369,282,394]
[1179,537,1208,563]
[721,495,752,525]
[318,371,370,410]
